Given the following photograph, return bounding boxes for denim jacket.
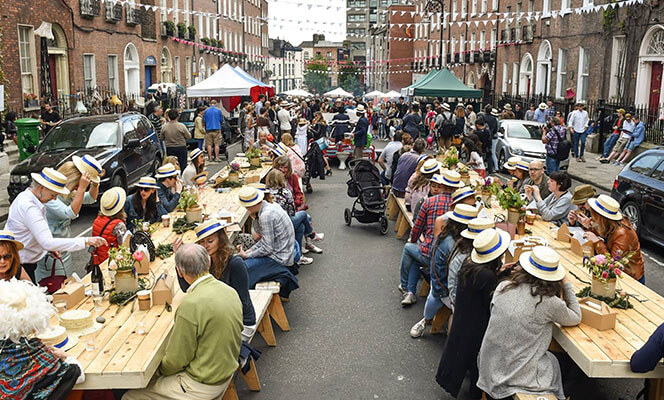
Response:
[430,234,457,298]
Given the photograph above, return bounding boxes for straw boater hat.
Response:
[272,143,288,157]
[0,278,56,343]
[136,176,159,189]
[471,228,511,263]
[0,230,24,250]
[356,105,366,114]
[538,102,547,110]
[588,194,623,221]
[442,103,451,111]
[298,118,308,126]
[237,186,264,208]
[189,148,203,161]
[100,187,126,217]
[194,172,209,186]
[417,154,429,165]
[194,219,234,241]
[72,155,103,184]
[571,184,597,205]
[155,163,179,179]
[420,159,442,174]
[503,103,512,111]
[440,170,465,188]
[504,156,521,171]
[519,245,566,282]
[490,108,500,117]
[451,186,476,204]
[31,167,70,196]
[515,159,530,172]
[36,324,79,351]
[446,204,479,224]
[461,217,495,239]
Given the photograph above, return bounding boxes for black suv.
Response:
[8,113,162,202]
[611,148,664,247]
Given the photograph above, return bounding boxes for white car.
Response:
[494,120,569,172]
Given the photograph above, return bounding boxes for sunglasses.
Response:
[0,254,13,261]
[140,187,153,192]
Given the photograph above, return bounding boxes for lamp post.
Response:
[425,0,445,68]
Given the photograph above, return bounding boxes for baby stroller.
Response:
[344,159,388,235]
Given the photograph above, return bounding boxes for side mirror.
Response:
[126,138,140,149]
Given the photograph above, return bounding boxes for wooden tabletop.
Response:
[66,166,271,390]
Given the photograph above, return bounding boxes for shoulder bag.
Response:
[39,258,67,294]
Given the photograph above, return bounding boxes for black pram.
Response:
[344,159,388,235]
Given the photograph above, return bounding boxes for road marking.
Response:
[642,251,664,267]
[76,227,92,238]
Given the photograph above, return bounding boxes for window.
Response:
[577,47,589,101]
[460,34,465,54]
[561,0,571,11]
[105,1,121,21]
[174,56,181,84]
[173,0,178,24]
[183,0,189,24]
[18,25,37,99]
[556,49,567,99]
[472,0,478,14]
[512,62,519,95]
[609,36,626,99]
[583,0,593,6]
[108,55,118,93]
[452,0,457,15]
[348,14,366,22]
[185,56,191,87]
[461,0,467,14]
[480,30,486,49]
[126,2,138,25]
[470,32,476,52]
[543,0,551,15]
[630,155,662,175]
[491,28,497,49]
[161,0,167,25]
[83,54,96,94]
[652,159,664,181]
[502,63,508,93]
[481,0,488,12]
[492,0,498,11]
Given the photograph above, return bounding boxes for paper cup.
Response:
[162,215,170,227]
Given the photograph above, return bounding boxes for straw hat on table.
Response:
[461,218,495,239]
[451,186,476,204]
[445,204,479,224]
[194,219,234,242]
[471,228,511,263]
[519,245,566,281]
[31,167,70,196]
[588,194,623,221]
[100,187,126,217]
[72,155,103,184]
[237,187,264,208]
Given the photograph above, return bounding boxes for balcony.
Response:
[105,2,122,22]
[126,6,139,25]
[80,0,100,17]
[464,52,470,63]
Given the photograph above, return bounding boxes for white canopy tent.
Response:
[364,90,385,99]
[282,88,313,97]
[384,90,402,98]
[186,64,257,97]
[323,87,354,98]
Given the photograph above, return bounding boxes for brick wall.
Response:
[387,4,415,91]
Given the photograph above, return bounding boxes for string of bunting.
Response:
[170,37,267,61]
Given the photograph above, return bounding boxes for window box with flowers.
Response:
[23,93,39,109]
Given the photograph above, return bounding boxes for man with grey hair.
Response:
[123,243,242,400]
[148,106,165,152]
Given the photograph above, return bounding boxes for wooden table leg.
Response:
[647,378,664,400]
[239,358,261,391]
[221,380,239,400]
[268,293,290,332]
[257,311,277,346]
[430,306,452,334]
[418,280,430,298]
[394,212,403,232]
[396,215,410,239]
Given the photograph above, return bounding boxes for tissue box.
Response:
[579,298,617,331]
[52,279,85,309]
[152,274,174,305]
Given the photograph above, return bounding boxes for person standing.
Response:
[203,100,223,162]
[278,102,292,140]
[243,104,256,151]
[542,116,567,173]
[534,103,548,123]
[148,106,165,152]
[465,105,477,135]
[162,109,191,171]
[255,94,265,116]
[546,100,556,121]
[514,103,524,120]
[193,107,206,150]
[475,119,493,174]
[501,104,515,119]
[525,104,537,121]
[353,105,369,160]
[568,102,590,162]
[39,102,62,131]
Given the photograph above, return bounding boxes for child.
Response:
[463,138,486,177]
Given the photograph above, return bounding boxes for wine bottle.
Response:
[90,253,104,296]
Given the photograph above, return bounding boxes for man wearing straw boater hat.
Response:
[353,104,370,160]
[399,170,465,306]
[155,163,183,213]
[6,167,107,282]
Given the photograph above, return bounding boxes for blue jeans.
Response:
[291,211,313,247]
[603,134,619,158]
[571,129,588,157]
[197,138,204,150]
[400,242,430,294]
[638,275,645,285]
[244,242,301,272]
[545,155,560,173]
[380,169,389,186]
[424,289,444,320]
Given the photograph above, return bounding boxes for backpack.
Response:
[439,113,456,139]
[553,126,572,161]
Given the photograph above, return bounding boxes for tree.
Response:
[338,62,363,96]
[304,56,329,95]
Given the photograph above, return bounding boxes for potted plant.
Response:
[493,186,526,224]
[201,37,210,46]
[476,177,494,204]
[179,190,203,223]
[584,251,631,298]
[23,93,38,108]
[177,22,187,38]
[457,164,470,184]
[245,146,262,167]
[228,162,241,183]
[163,21,176,36]
[108,246,142,293]
[188,25,196,41]
[441,146,459,169]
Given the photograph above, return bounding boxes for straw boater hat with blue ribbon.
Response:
[72,155,103,183]
[446,204,479,224]
[451,186,476,205]
[439,170,465,188]
[420,158,442,175]
[100,187,126,217]
[272,143,288,157]
[515,159,530,172]
[417,154,429,165]
[31,167,70,195]
[0,230,24,250]
[237,187,264,208]
[194,219,234,242]
[471,228,511,263]
[189,148,204,161]
[136,177,159,189]
[194,172,209,186]
[588,194,623,221]
[519,245,566,281]
[461,218,495,240]
[155,163,179,179]
[504,156,521,171]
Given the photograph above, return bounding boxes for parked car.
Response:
[495,120,569,172]
[8,113,162,202]
[611,147,664,247]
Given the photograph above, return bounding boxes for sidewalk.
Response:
[565,153,623,193]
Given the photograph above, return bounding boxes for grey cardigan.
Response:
[528,191,573,225]
[477,281,581,400]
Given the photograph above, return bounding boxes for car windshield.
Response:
[507,123,542,140]
[39,121,119,151]
[179,111,195,123]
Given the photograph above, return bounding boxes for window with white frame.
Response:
[108,55,118,93]
[480,30,486,49]
[471,32,476,52]
[18,25,37,99]
[556,48,567,99]
[502,63,509,93]
[481,0,487,12]
[461,0,466,15]
[161,0,167,24]
[173,0,178,24]
[543,0,551,15]
[174,56,181,84]
[452,0,457,16]
[460,34,465,53]
[561,0,571,12]
[492,0,498,11]
[491,28,497,49]
[609,36,626,99]
[185,56,191,87]
[206,15,210,38]
[577,47,590,100]
[512,62,519,95]
[83,54,96,94]
[583,0,593,6]
[183,0,189,25]
[472,0,477,14]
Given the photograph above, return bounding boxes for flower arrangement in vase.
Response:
[493,186,526,224]
[228,162,241,182]
[584,251,632,298]
[179,190,202,223]
[108,246,143,293]
[245,146,262,167]
[476,177,494,204]
[441,146,459,169]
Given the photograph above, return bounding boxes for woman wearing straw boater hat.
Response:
[182,148,206,187]
[155,163,182,213]
[0,230,29,282]
[410,204,478,338]
[353,104,370,160]
[583,194,645,283]
[512,159,530,191]
[405,157,441,212]
[33,155,104,282]
[124,177,167,232]
[91,187,128,263]
[478,246,581,400]
[436,228,511,399]
[0,279,84,399]
[6,167,107,283]
[171,219,257,341]
[567,184,596,228]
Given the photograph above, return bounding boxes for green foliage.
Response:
[155,243,174,259]
[492,186,526,210]
[172,217,197,234]
[304,56,329,95]
[576,286,633,309]
[201,37,210,46]
[245,146,262,160]
[178,190,199,212]
[338,63,363,95]
[164,20,176,34]
[602,1,617,35]
[188,25,196,34]
[108,246,137,271]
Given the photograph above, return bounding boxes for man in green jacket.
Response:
[123,244,243,400]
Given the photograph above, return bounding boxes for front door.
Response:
[649,62,663,114]
[48,55,58,102]
[145,66,153,97]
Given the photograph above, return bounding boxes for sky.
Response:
[267,0,347,46]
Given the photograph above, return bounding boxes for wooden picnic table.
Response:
[63,165,272,390]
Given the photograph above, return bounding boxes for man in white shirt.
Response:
[567,103,590,162]
[378,131,403,185]
[277,102,292,140]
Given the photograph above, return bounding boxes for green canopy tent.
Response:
[402,68,482,99]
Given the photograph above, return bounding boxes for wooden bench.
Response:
[513,393,557,400]
[387,195,413,239]
[255,281,290,332]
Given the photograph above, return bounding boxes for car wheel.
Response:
[111,174,125,191]
[498,151,507,173]
[150,158,161,175]
[622,201,641,234]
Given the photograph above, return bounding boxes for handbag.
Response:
[494,214,517,239]
[39,257,67,294]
